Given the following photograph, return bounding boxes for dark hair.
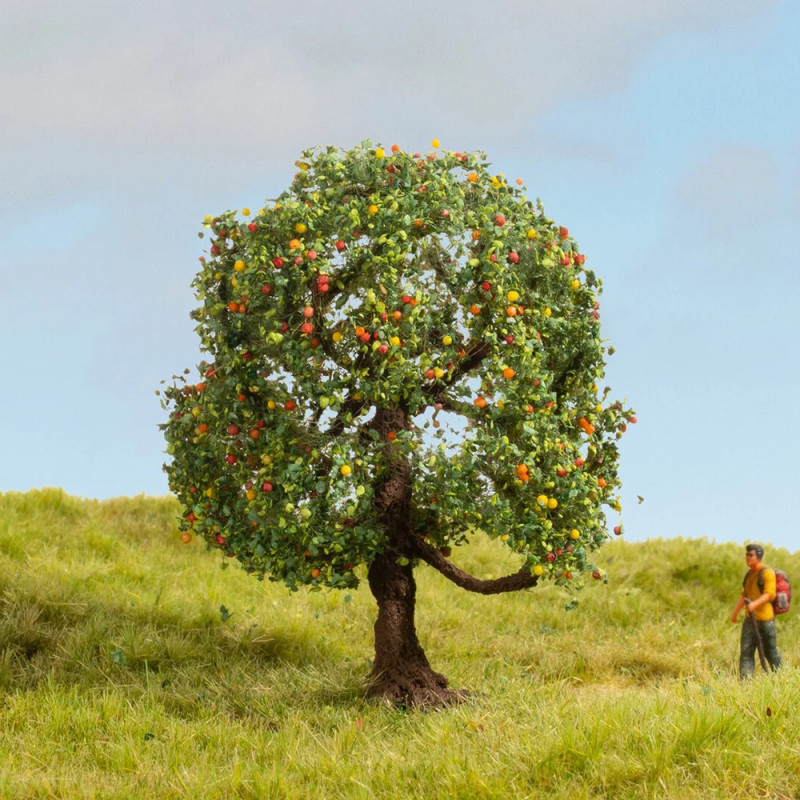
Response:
[746,543,764,560]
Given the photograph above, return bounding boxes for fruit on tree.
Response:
[162,141,633,708]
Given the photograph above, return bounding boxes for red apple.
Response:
[227,424,239,436]
[336,239,346,251]
[508,251,519,264]
[273,257,284,268]
[225,454,237,465]
[262,482,273,492]
[495,214,506,226]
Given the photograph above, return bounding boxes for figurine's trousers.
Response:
[739,618,782,678]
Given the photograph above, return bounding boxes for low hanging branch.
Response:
[413,536,540,595]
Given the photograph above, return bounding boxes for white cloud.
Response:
[1,0,778,159]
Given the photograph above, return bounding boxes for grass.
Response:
[0,488,798,799]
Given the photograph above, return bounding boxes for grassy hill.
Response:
[0,489,798,799]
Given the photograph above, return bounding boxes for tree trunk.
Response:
[364,406,467,708]
[366,554,464,707]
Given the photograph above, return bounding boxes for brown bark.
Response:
[364,406,537,707]
[365,407,466,707]
[366,554,465,707]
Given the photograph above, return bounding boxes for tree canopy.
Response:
[162,140,633,589]
[160,140,634,704]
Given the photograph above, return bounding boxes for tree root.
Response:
[366,667,471,709]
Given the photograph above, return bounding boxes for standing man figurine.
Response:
[731,543,783,678]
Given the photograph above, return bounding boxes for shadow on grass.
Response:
[0,577,359,717]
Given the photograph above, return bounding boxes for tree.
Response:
[160,141,634,707]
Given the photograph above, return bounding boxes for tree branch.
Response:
[551,351,584,405]
[421,340,492,398]
[413,537,539,594]
[326,395,367,437]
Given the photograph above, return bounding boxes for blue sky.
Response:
[2,0,797,554]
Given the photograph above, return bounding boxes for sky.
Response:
[2,0,798,554]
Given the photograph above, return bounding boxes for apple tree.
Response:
[160,140,634,707]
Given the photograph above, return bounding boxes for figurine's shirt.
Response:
[743,568,777,621]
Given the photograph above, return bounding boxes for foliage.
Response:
[1,491,799,799]
[159,141,634,593]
